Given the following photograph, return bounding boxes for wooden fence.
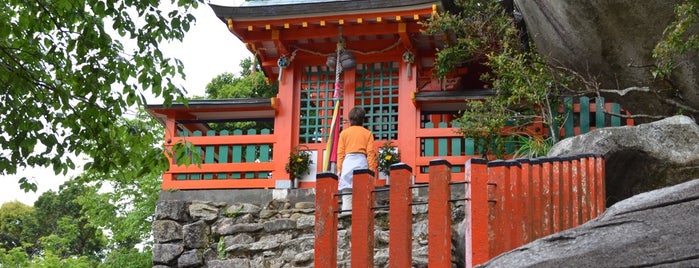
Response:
[314,154,605,267]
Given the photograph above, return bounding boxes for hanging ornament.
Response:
[277,55,290,81]
[402,51,415,78]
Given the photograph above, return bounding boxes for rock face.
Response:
[478,178,699,268]
[548,115,699,204]
[514,0,699,121]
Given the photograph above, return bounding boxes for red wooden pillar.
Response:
[579,155,590,223]
[487,160,507,256]
[551,158,562,233]
[517,158,531,243]
[506,160,522,250]
[389,164,413,268]
[595,155,606,215]
[272,64,297,182]
[530,159,542,241]
[464,158,489,268]
[570,157,581,227]
[541,159,553,236]
[162,117,177,185]
[314,172,339,268]
[428,159,452,268]
[351,169,375,268]
[561,157,572,230]
[585,154,598,219]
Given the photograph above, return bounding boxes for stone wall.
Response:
[152,187,467,268]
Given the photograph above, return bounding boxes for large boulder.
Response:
[478,178,699,267]
[548,115,699,204]
[514,0,699,121]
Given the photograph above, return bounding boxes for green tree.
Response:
[30,181,107,261]
[0,202,34,251]
[653,0,699,78]
[204,58,278,131]
[74,111,166,266]
[205,57,278,99]
[0,0,201,192]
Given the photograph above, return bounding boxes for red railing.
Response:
[314,155,605,267]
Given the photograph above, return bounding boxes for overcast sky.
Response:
[0,4,252,205]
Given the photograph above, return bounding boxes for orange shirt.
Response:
[337,125,377,173]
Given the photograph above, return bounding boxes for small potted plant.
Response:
[378,141,400,181]
[285,145,312,188]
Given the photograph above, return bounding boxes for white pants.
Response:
[341,188,353,212]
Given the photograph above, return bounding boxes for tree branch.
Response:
[598,86,651,96]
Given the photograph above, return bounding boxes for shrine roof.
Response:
[146,98,278,125]
[210,0,456,21]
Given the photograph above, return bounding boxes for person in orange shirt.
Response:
[337,107,377,213]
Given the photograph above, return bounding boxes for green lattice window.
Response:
[299,65,339,143]
[355,62,399,140]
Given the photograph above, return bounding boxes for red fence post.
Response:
[561,157,572,230]
[389,164,413,268]
[585,154,597,219]
[487,160,507,256]
[351,169,375,268]
[570,157,581,227]
[551,158,562,233]
[595,155,606,215]
[506,160,522,250]
[517,159,531,243]
[579,155,590,223]
[541,158,553,237]
[530,159,542,241]
[428,159,452,268]
[314,172,339,268]
[465,158,489,268]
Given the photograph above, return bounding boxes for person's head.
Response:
[348,107,366,126]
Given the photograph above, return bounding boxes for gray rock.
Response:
[479,179,699,268]
[152,243,183,265]
[294,201,315,209]
[226,203,261,216]
[177,249,202,268]
[152,220,182,243]
[296,215,315,229]
[374,229,389,247]
[259,209,277,219]
[189,202,219,222]
[263,219,296,233]
[514,0,699,120]
[548,115,699,204]
[155,200,189,221]
[183,220,209,249]
[216,221,263,236]
[207,258,250,268]
[281,234,315,253]
[291,249,314,266]
[224,233,254,248]
[203,247,218,262]
[234,213,254,224]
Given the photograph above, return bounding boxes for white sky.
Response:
[0,4,251,205]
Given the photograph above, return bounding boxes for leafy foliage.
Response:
[205,58,278,99]
[204,58,278,132]
[31,180,108,260]
[429,1,571,158]
[285,146,312,180]
[653,0,699,78]
[0,0,201,191]
[0,202,34,251]
[512,135,553,159]
[377,141,401,175]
